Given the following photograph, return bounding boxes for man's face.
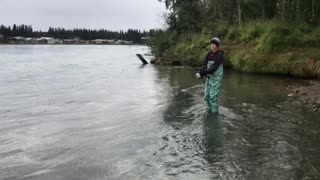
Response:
[211,43,217,51]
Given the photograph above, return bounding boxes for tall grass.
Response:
[149,21,320,78]
[229,49,320,78]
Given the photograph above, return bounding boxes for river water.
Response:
[0,45,319,180]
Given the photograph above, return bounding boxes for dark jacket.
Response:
[200,48,224,76]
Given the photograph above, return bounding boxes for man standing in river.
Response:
[196,37,224,113]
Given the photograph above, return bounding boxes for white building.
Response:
[37,37,56,44]
[92,39,115,44]
[115,40,133,45]
[25,37,38,44]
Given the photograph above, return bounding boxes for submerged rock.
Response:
[162,135,169,141]
[313,103,320,111]
[159,144,168,151]
[145,163,152,167]
[166,169,179,176]
[288,80,320,112]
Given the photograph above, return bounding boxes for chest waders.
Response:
[204,61,223,113]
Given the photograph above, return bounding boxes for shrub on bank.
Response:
[148,21,320,78]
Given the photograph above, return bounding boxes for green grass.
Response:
[229,48,320,78]
[149,21,320,78]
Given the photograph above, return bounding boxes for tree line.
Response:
[159,0,320,32]
[0,24,152,43]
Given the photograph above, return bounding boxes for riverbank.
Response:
[151,44,320,78]
[148,21,320,79]
[227,45,320,78]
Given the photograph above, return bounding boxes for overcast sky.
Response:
[0,0,166,31]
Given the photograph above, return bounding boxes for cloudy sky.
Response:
[0,0,166,31]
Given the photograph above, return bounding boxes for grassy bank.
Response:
[149,21,320,79]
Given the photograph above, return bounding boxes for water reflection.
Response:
[204,113,223,161]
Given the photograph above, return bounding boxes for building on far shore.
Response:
[63,39,76,44]
[63,38,81,44]
[115,40,133,45]
[37,37,56,44]
[25,38,34,44]
[141,37,150,44]
[7,37,58,44]
[9,37,27,44]
[91,39,115,45]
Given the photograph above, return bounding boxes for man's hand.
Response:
[195,73,201,79]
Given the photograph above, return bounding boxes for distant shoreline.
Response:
[0,43,146,45]
[0,36,150,45]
